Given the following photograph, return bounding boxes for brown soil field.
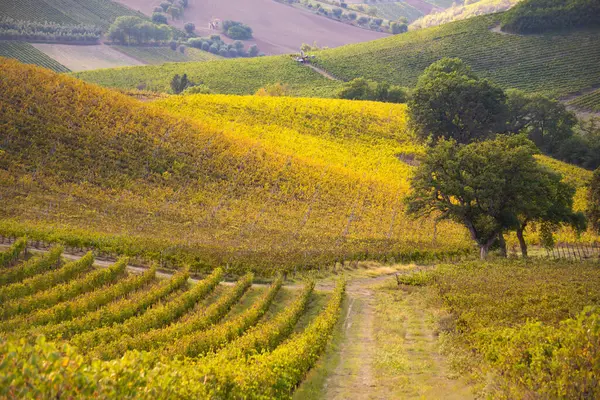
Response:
[116,0,388,55]
[32,43,145,71]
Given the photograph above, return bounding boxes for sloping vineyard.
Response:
[314,14,600,97]
[568,87,600,112]
[0,41,69,72]
[0,0,142,29]
[0,239,344,399]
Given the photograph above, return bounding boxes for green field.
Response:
[0,41,69,72]
[0,0,142,28]
[314,14,600,97]
[74,55,344,97]
[112,46,222,65]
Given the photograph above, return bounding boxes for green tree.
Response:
[170,74,190,94]
[588,168,600,234]
[408,58,507,144]
[152,12,168,25]
[406,134,573,259]
[391,22,408,34]
[505,89,577,154]
[184,22,195,34]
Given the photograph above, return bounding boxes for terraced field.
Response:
[314,14,600,97]
[0,41,69,72]
[0,0,142,28]
[0,238,344,398]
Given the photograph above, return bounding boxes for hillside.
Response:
[0,58,471,273]
[73,55,344,97]
[411,0,521,29]
[75,13,600,103]
[115,0,388,55]
[314,13,600,97]
[0,0,142,29]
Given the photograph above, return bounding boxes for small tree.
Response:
[160,1,171,11]
[248,44,259,57]
[179,45,185,54]
[169,40,177,50]
[588,168,600,234]
[152,12,168,25]
[406,134,575,259]
[332,8,343,18]
[408,58,507,144]
[391,22,407,34]
[184,22,195,34]
[170,74,190,94]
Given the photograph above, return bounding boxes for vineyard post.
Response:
[574,243,583,261]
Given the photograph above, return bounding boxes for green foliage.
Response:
[0,17,101,42]
[183,22,195,34]
[395,270,432,286]
[107,16,171,45]
[391,21,408,34]
[170,73,190,94]
[0,237,27,268]
[409,58,507,144]
[338,78,408,103]
[166,276,284,357]
[39,269,189,339]
[0,252,93,303]
[0,257,126,320]
[151,12,168,25]
[0,246,62,286]
[502,0,600,33]
[1,266,156,331]
[222,20,253,40]
[71,268,222,351]
[405,135,575,258]
[93,272,254,358]
[431,260,600,397]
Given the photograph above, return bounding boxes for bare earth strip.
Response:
[32,43,145,71]
[116,0,387,55]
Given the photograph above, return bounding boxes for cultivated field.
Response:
[0,41,69,72]
[33,44,144,71]
[314,14,600,97]
[0,0,142,28]
[116,0,388,55]
[112,46,222,64]
[0,238,345,398]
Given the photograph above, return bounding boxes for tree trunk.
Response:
[517,227,528,258]
[498,232,507,258]
[479,235,497,260]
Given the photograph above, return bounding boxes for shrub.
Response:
[152,13,168,25]
[184,22,195,34]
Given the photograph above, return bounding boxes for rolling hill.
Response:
[75,12,600,106]
[0,57,472,274]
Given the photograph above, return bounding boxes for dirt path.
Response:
[305,63,340,81]
[321,276,474,399]
[324,284,378,399]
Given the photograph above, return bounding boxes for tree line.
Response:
[0,17,101,43]
[406,58,600,259]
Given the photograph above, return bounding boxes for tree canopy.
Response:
[408,58,507,144]
[588,168,600,234]
[405,134,579,258]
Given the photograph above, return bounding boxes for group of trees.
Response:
[222,21,253,40]
[408,58,600,170]
[187,35,260,58]
[107,16,175,45]
[502,0,600,33]
[152,0,189,23]
[406,58,597,259]
[0,17,101,43]
[338,78,408,103]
